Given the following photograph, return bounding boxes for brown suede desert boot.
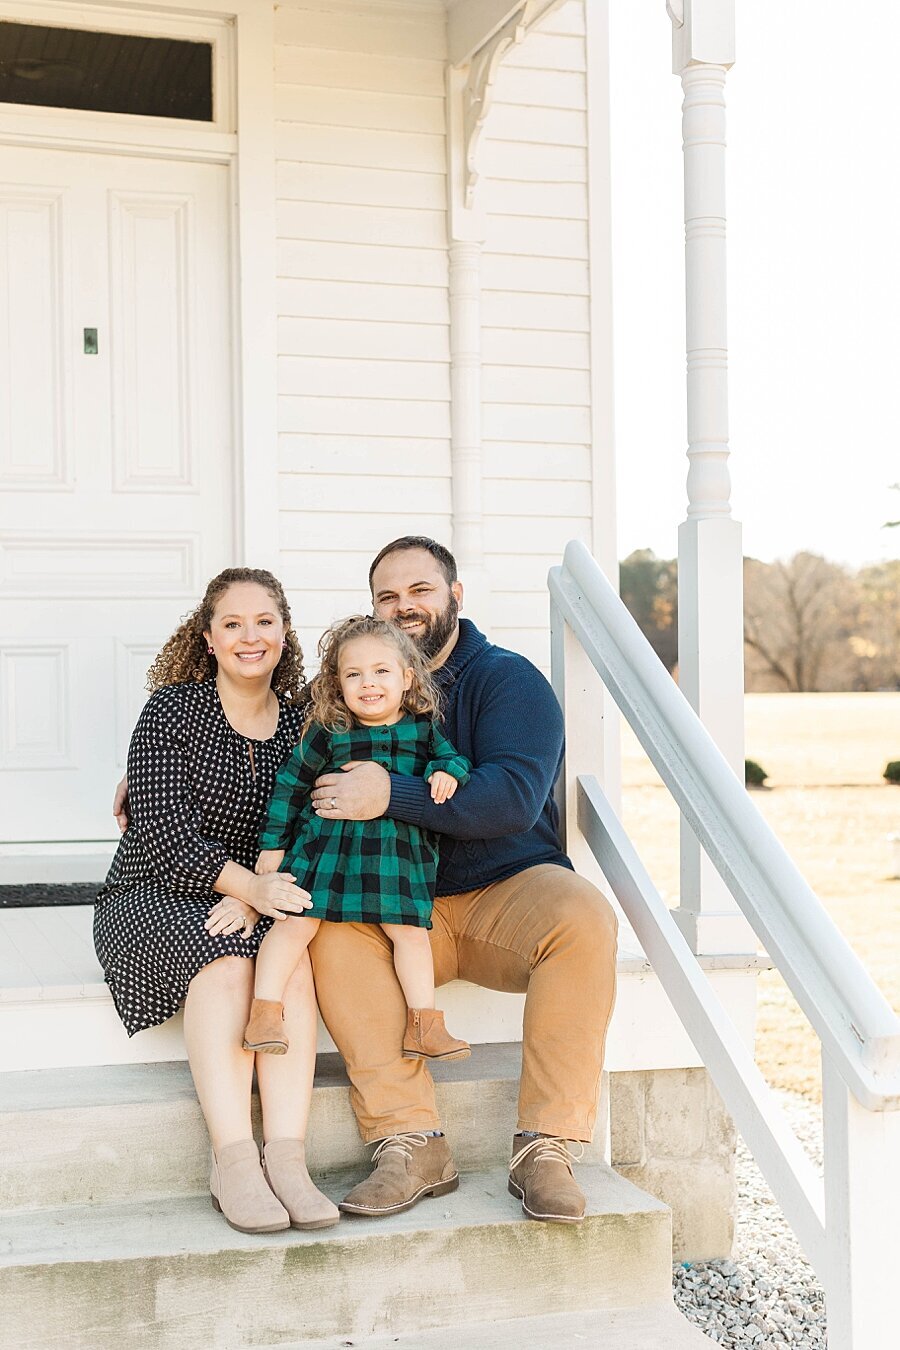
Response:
[508,1133,586,1223]
[243,998,289,1054]
[339,1132,459,1217]
[402,1007,471,1061]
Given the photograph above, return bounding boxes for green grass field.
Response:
[619,693,900,1101]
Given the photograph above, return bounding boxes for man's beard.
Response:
[397,594,459,660]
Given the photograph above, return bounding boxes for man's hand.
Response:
[428,771,458,804]
[113,774,130,833]
[311,760,390,820]
[205,896,259,939]
[255,849,285,875]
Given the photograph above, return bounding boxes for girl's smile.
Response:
[338,635,413,727]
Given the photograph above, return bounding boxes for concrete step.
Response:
[253,1304,713,1348]
[0,905,759,1077]
[0,1046,608,1212]
[0,1163,673,1350]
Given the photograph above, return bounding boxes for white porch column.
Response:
[669,1,755,955]
[445,65,490,627]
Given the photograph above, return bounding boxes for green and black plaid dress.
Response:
[258,716,471,928]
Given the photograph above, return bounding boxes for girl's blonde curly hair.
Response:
[305,615,439,736]
[146,568,306,701]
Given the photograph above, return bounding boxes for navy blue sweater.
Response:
[387,619,572,896]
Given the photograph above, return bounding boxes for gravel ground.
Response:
[672,1092,827,1346]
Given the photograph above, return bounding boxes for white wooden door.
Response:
[0,146,233,843]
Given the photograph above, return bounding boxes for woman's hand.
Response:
[247,871,313,921]
[205,896,259,939]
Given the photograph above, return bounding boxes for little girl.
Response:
[243,614,472,1063]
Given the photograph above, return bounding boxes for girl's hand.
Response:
[248,871,313,921]
[428,771,458,804]
[205,896,259,940]
[255,849,285,875]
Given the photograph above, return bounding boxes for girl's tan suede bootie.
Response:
[402,1007,471,1061]
[210,1139,290,1233]
[243,998,289,1054]
[263,1139,340,1229]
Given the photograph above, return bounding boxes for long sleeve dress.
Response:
[259,716,470,928]
[94,679,303,1036]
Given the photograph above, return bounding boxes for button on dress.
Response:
[94,679,303,1037]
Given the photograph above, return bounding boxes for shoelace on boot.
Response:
[371,1131,430,1166]
[509,1136,585,1174]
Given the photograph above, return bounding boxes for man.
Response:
[308,536,618,1224]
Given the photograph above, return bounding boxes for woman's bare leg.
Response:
[256,947,319,1142]
[253,916,319,1002]
[381,924,435,1008]
[183,955,255,1152]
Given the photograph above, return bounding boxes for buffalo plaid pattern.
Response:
[259,716,471,927]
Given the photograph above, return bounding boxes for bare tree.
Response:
[743,553,858,692]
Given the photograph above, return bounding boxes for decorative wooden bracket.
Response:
[457,0,563,209]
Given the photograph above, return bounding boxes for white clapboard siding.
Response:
[280,549,378,592]
[280,279,448,325]
[278,240,447,288]
[281,512,452,553]
[275,47,444,97]
[275,7,447,62]
[277,162,445,210]
[276,124,445,174]
[483,442,592,482]
[280,473,447,515]
[482,289,589,332]
[279,318,450,362]
[273,0,599,659]
[275,1,452,620]
[478,1,594,648]
[277,200,447,249]
[502,32,586,73]
[280,435,452,479]
[484,478,592,519]
[278,356,450,402]
[276,85,445,135]
[280,396,450,439]
[483,365,590,407]
[481,328,589,369]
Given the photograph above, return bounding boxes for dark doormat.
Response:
[0,884,99,908]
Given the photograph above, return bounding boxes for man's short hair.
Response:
[368,536,458,594]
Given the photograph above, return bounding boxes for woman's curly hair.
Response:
[146,568,306,701]
[305,615,439,736]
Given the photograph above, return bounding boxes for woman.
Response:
[94,568,339,1235]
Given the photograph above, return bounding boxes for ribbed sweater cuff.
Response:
[388,773,427,826]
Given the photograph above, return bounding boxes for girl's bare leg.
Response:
[183,955,255,1151]
[256,948,319,1142]
[380,924,435,1008]
[254,916,320,1001]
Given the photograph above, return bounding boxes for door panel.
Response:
[0,146,234,841]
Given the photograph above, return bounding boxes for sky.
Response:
[608,0,900,569]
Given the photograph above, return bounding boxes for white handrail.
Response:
[577,772,828,1277]
[549,540,900,1111]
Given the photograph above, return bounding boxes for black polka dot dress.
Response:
[94,679,303,1037]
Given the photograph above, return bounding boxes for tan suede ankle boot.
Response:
[243,998,289,1054]
[209,1139,290,1233]
[263,1139,340,1230]
[402,1007,470,1061]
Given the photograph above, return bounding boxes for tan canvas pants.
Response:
[309,864,618,1144]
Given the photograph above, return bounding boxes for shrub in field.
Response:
[745,758,769,788]
[884,761,900,784]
